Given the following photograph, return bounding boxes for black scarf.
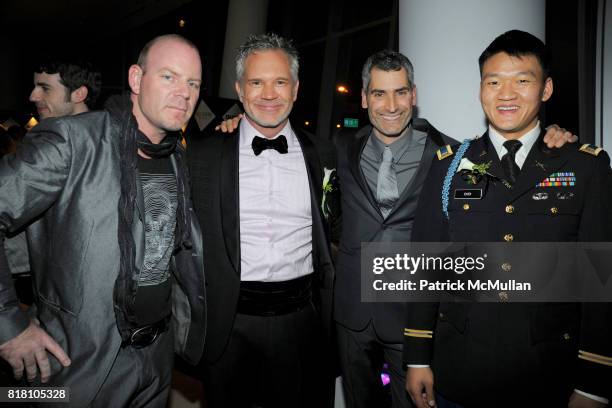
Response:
[105,93,191,341]
[136,129,180,158]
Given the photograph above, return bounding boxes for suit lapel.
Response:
[294,129,332,267]
[220,132,240,275]
[413,118,446,147]
[392,122,446,213]
[347,126,381,216]
[295,129,323,209]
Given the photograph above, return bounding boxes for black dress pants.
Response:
[204,302,330,408]
[336,321,414,408]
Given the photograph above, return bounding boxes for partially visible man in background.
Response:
[4,57,102,300]
[29,57,101,119]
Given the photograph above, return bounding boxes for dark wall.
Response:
[0,0,230,120]
[545,0,598,142]
[267,0,398,138]
[545,2,580,135]
[265,0,594,141]
[2,0,598,141]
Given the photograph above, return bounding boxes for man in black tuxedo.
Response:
[188,33,335,408]
[404,30,612,408]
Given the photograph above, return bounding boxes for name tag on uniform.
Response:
[454,189,482,199]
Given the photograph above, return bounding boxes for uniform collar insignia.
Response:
[534,161,547,172]
[436,144,454,160]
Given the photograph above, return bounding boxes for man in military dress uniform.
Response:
[403,30,612,408]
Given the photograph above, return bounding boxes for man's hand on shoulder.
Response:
[0,320,71,383]
[214,113,243,133]
[406,367,436,408]
[543,124,578,148]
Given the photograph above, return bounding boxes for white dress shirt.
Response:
[238,118,313,282]
[488,121,541,169]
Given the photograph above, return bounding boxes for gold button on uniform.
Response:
[505,205,514,214]
[463,203,470,211]
[498,291,509,302]
[501,263,512,272]
[563,333,571,340]
[504,234,514,242]
[550,207,558,215]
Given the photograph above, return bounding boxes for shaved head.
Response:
[137,34,198,71]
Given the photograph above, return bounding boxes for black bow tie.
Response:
[252,135,288,156]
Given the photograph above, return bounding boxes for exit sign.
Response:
[343,118,359,128]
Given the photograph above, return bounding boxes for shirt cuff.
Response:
[407,365,430,368]
[575,389,609,404]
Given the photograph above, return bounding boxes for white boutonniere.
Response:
[456,158,510,188]
[321,167,337,219]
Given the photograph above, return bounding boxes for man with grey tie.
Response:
[361,118,423,221]
[333,49,455,408]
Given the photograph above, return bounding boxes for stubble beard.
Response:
[244,109,291,130]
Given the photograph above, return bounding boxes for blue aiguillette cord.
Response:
[442,140,471,219]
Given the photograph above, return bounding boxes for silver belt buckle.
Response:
[129,324,159,348]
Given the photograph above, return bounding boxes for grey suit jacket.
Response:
[0,111,206,406]
[333,118,454,342]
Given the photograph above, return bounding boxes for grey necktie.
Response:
[376,146,399,218]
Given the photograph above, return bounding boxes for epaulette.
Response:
[436,145,454,160]
[579,144,603,157]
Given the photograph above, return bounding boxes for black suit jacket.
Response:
[188,125,336,362]
[403,131,612,406]
[333,118,454,343]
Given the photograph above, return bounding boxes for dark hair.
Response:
[478,30,550,78]
[235,33,299,82]
[362,50,414,91]
[36,58,102,108]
